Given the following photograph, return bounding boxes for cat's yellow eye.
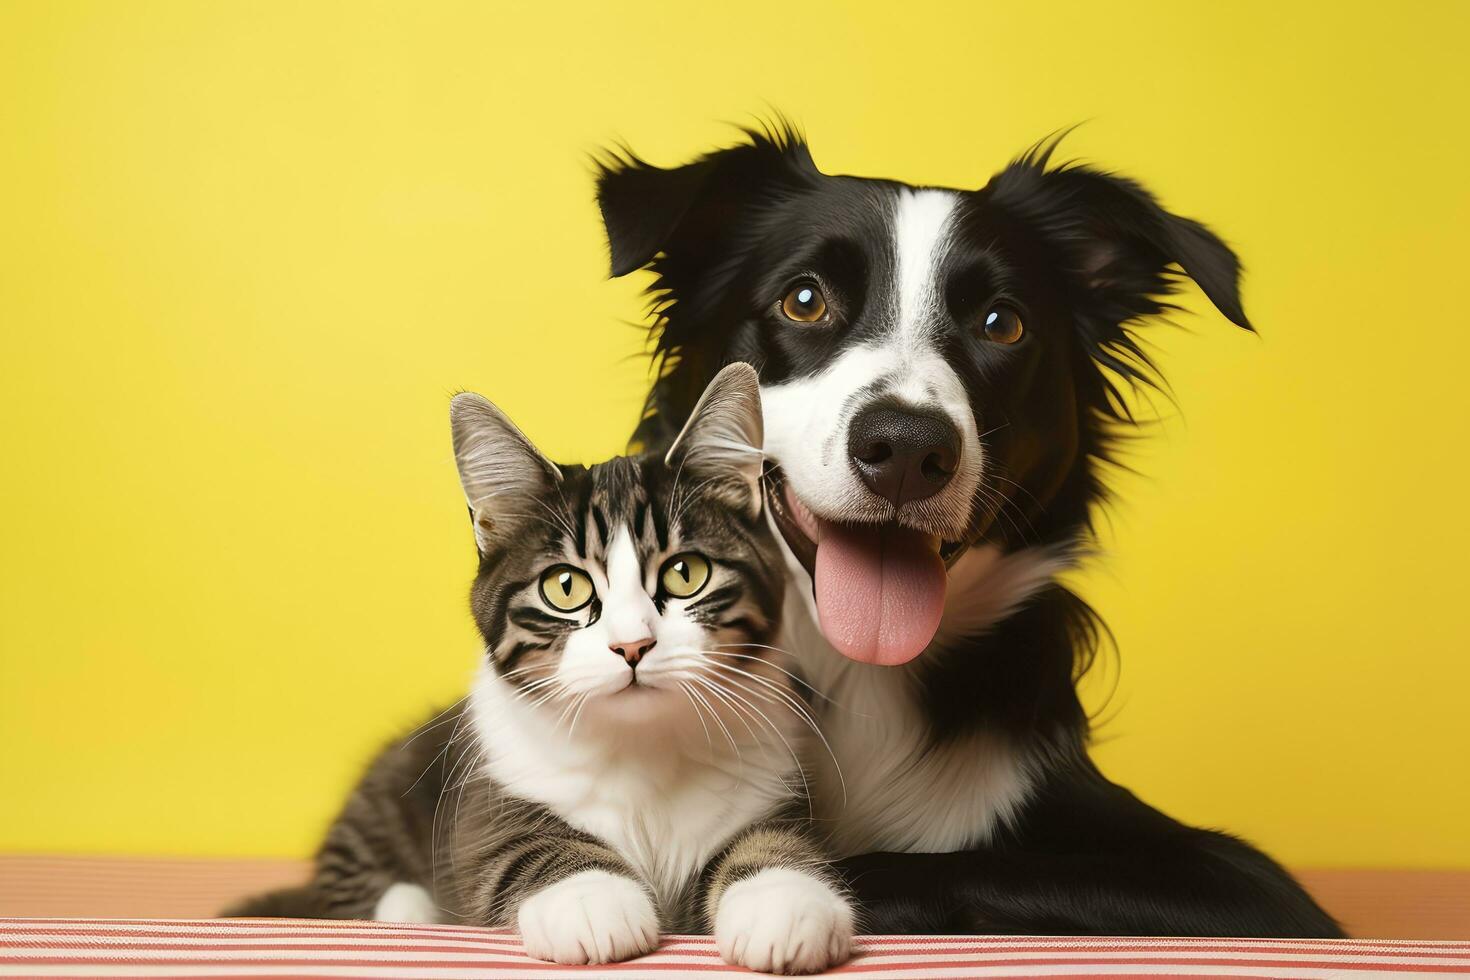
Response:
[538,564,595,613]
[660,553,712,599]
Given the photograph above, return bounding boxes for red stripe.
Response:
[3,956,1469,972]
[5,923,1465,954]
[0,919,506,935]
[0,942,542,954]
[0,975,1267,980]
[4,934,1467,961]
[5,924,1467,950]
[0,932,527,945]
[0,928,505,934]
[828,957,1470,974]
[849,942,1470,959]
[5,928,1464,952]
[0,975,1186,980]
[0,928,505,940]
[851,935,1470,952]
[5,940,1470,963]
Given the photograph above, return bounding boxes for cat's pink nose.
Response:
[610,638,655,666]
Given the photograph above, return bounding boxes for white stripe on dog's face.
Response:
[894,189,957,350]
[760,188,982,539]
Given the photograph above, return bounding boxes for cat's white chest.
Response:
[513,750,759,905]
[471,675,794,913]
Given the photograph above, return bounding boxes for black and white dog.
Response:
[595,125,1341,937]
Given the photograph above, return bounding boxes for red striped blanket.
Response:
[2,919,1468,978]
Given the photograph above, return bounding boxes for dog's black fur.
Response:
[594,124,1341,937]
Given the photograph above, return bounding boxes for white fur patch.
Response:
[934,543,1077,645]
[893,188,958,349]
[775,544,1064,857]
[470,655,804,914]
[715,868,853,975]
[373,882,440,924]
[598,527,660,654]
[517,870,658,965]
[761,344,907,525]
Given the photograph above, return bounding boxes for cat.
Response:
[227,364,854,975]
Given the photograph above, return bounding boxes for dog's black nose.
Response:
[847,405,960,508]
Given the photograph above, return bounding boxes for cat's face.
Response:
[451,365,788,727]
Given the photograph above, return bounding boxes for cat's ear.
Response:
[665,363,764,517]
[450,393,562,553]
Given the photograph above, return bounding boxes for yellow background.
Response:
[2,1,1467,869]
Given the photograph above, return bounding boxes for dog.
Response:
[593,124,1341,937]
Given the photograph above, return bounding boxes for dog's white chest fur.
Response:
[470,673,796,911]
[784,545,1066,857]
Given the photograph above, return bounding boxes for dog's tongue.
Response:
[814,521,946,666]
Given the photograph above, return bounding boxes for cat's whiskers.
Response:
[447,743,491,877]
[700,658,846,804]
[498,663,552,679]
[690,675,767,757]
[564,692,594,741]
[550,690,584,731]
[704,658,825,732]
[400,696,474,803]
[399,697,470,751]
[689,672,814,811]
[702,657,830,738]
[511,674,565,700]
[711,647,841,704]
[682,677,743,766]
[429,708,482,891]
[677,681,716,753]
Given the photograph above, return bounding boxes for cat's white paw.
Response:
[373,882,440,923]
[518,870,658,964]
[715,868,854,975]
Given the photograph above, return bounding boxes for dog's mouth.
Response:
[764,466,970,667]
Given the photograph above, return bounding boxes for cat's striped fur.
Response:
[228,366,853,974]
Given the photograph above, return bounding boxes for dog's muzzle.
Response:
[846,404,961,508]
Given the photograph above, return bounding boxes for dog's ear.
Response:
[596,127,818,278]
[450,393,562,554]
[664,362,765,517]
[988,154,1252,331]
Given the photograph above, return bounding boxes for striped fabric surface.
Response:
[3,919,1470,979]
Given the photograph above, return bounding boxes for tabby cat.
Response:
[228,365,853,975]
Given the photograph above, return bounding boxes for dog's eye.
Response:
[981,306,1025,344]
[660,552,712,599]
[780,282,828,323]
[539,564,595,612]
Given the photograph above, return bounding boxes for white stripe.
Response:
[0,966,1455,979]
[846,948,1470,965]
[0,921,504,938]
[2,923,1466,954]
[7,945,1466,967]
[0,971,702,979]
[2,927,1467,955]
[891,187,958,349]
[0,934,525,949]
[0,948,710,963]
